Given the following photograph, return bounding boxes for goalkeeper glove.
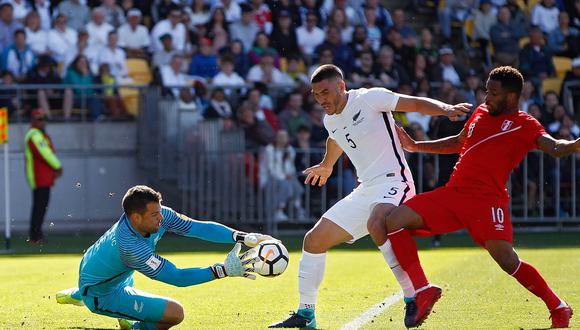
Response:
[233,231,279,247]
[210,243,260,280]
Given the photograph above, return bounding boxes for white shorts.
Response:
[323,180,416,243]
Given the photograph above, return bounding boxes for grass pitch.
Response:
[1,232,579,329]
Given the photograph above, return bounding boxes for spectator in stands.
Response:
[251,0,273,33]
[349,24,372,59]
[31,0,52,31]
[293,124,322,174]
[1,29,35,82]
[229,3,259,54]
[246,86,278,131]
[8,0,30,23]
[472,0,497,66]
[409,53,432,84]
[63,55,103,120]
[361,4,382,52]
[560,114,580,137]
[384,28,416,74]
[95,62,129,120]
[247,52,293,85]
[438,0,478,42]
[47,14,78,64]
[212,55,245,90]
[260,129,305,222]
[98,30,129,82]
[490,5,526,66]
[505,0,528,28]
[308,103,328,148]
[64,30,99,75]
[532,0,560,34]
[151,9,186,53]
[98,0,126,28]
[25,55,73,118]
[327,7,354,44]
[0,3,23,52]
[248,31,280,68]
[186,0,210,28]
[152,0,180,23]
[205,7,229,52]
[375,45,410,88]
[278,91,309,140]
[547,104,568,133]
[416,28,438,66]
[307,46,333,79]
[237,100,274,149]
[460,69,482,107]
[519,27,556,81]
[358,0,392,29]
[568,0,580,30]
[23,11,48,56]
[161,54,194,101]
[25,108,62,244]
[432,47,465,87]
[215,0,241,24]
[520,80,542,113]
[118,9,150,58]
[205,87,233,119]
[224,39,250,77]
[188,37,219,79]
[315,25,355,76]
[269,10,300,59]
[57,0,90,31]
[548,11,580,58]
[0,70,18,117]
[350,49,379,85]
[296,11,325,61]
[391,8,417,45]
[284,54,309,84]
[152,33,176,69]
[87,8,114,50]
[542,90,560,123]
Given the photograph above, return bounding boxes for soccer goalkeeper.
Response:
[56,185,275,329]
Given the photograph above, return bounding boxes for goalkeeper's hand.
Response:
[210,243,260,280]
[233,231,279,247]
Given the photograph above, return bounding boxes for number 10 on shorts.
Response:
[491,207,505,231]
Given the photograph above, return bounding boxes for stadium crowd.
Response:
[0,0,578,219]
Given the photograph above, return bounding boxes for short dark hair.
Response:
[122,185,162,216]
[14,29,25,37]
[488,66,523,95]
[311,64,344,84]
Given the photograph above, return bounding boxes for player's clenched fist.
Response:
[303,163,333,187]
[445,102,471,121]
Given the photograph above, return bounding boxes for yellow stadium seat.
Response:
[519,37,530,48]
[541,77,563,96]
[553,56,572,79]
[127,59,152,85]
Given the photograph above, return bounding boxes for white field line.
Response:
[339,291,403,330]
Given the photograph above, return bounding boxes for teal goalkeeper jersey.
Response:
[78,206,236,296]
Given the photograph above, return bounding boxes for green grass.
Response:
[1,233,579,329]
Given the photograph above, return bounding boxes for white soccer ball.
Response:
[248,240,289,277]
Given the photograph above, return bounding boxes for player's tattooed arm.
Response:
[395,125,466,154]
[536,134,580,158]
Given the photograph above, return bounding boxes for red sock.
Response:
[511,260,562,311]
[387,229,428,291]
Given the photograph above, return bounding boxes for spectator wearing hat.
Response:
[151,8,186,53]
[1,29,35,82]
[519,26,555,81]
[490,5,526,66]
[86,8,114,50]
[431,47,466,87]
[47,14,78,64]
[57,0,90,31]
[269,9,300,58]
[24,108,63,244]
[98,0,126,28]
[152,33,176,69]
[0,3,23,52]
[229,3,259,54]
[118,8,150,58]
[188,37,219,79]
[23,11,48,56]
[548,11,580,58]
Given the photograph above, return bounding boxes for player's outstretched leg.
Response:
[485,240,573,328]
[269,218,352,328]
[56,287,84,306]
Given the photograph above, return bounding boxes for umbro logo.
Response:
[494,223,504,231]
[353,110,362,121]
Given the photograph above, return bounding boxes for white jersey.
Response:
[323,87,413,184]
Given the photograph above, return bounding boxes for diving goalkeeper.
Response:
[56,185,275,330]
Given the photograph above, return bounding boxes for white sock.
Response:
[379,240,415,298]
[298,250,327,309]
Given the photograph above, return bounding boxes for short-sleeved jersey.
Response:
[323,87,413,183]
[78,206,198,296]
[447,104,546,198]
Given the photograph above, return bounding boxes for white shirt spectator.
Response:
[25,27,48,54]
[117,23,150,49]
[442,64,461,86]
[4,45,35,79]
[215,0,241,23]
[247,64,293,85]
[64,44,99,74]
[33,0,52,30]
[531,3,560,33]
[405,112,432,133]
[47,27,78,63]
[5,0,30,22]
[86,21,114,49]
[151,19,186,52]
[212,71,245,87]
[98,46,128,80]
[160,64,191,97]
[296,25,325,56]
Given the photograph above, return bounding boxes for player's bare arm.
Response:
[395,94,471,121]
[536,134,580,158]
[303,137,343,186]
[395,125,467,154]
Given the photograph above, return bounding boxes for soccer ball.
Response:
[249,240,289,277]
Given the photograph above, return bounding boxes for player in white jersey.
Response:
[269,65,471,328]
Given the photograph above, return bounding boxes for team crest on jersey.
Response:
[352,109,364,126]
[501,120,513,131]
[467,122,476,138]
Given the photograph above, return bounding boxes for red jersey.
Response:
[446,104,546,198]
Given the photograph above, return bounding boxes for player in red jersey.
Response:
[366,66,578,328]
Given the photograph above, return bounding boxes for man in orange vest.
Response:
[25,108,62,244]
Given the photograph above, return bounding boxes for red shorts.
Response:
[404,186,512,246]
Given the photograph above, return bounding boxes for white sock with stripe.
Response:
[298,250,327,310]
[379,240,415,298]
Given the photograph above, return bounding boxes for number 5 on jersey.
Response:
[345,133,357,148]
